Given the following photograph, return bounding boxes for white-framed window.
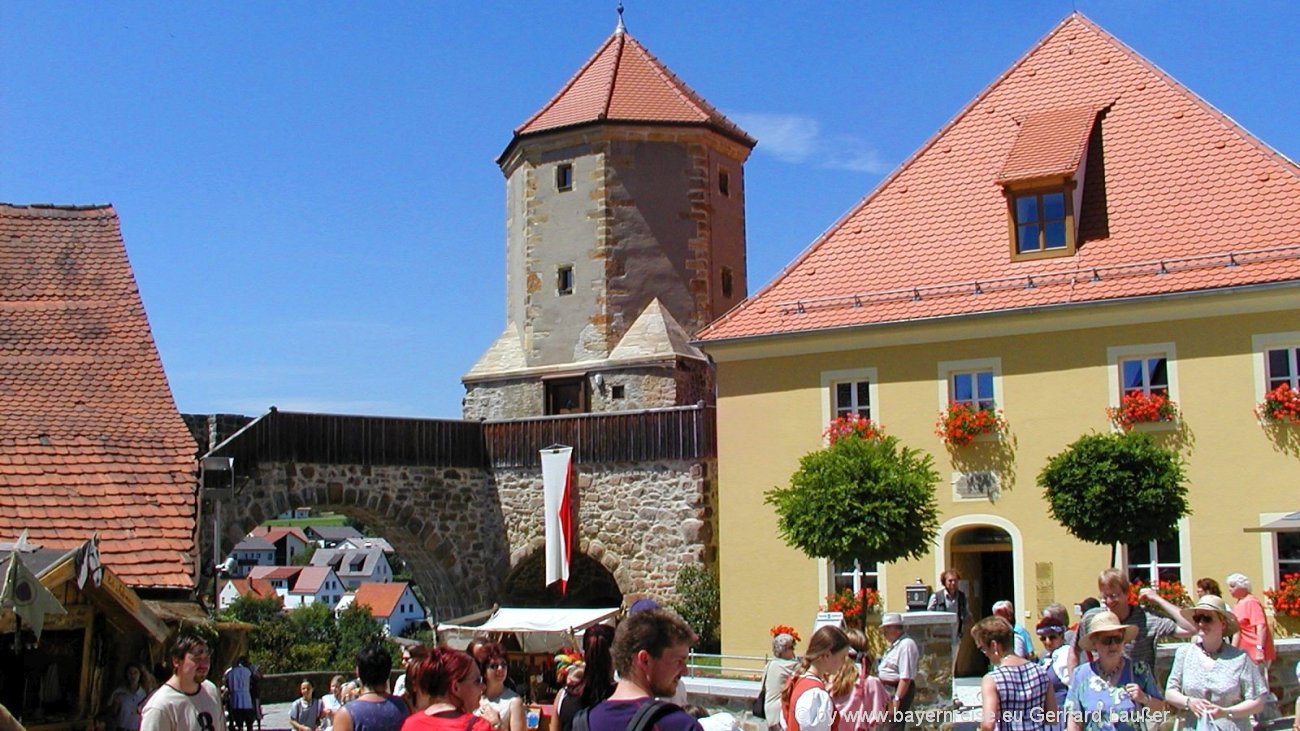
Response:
[820,367,880,427]
[1108,343,1178,401]
[1254,332,1300,399]
[937,358,1002,411]
[831,559,880,593]
[1278,533,1300,584]
[1125,538,1182,585]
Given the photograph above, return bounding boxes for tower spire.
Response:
[615,2,625,34]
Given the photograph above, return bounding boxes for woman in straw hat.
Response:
[1064,611,1164,731]
[1164,595,1267,731]
[972,616,1055,731]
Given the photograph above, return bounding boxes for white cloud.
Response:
[730,111,890,174]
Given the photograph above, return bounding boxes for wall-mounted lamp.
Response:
[593,373,605,391]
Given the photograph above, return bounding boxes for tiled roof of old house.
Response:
[509,27,754,149]
[223,577,278,601]
[697,14,1300,343]
[350,581,411,619]
[0,204,197,590]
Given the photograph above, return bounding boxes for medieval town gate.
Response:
[194,407,716,620]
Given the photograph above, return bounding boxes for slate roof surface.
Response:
[0,204,197,590]
[697,14,1300,343]
[306,525,363,543]
[350,581,411,619]
[311,547,386,577]
[512,28,753,147]
[233,536,275,551]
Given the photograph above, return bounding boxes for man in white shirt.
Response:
[876,614,918,731]
[141,636,226,731]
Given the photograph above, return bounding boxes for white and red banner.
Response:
[540,445,575,594]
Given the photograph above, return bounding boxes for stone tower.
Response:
[463,19,755,419]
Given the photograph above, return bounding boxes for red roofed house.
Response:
[218,576,280,610]
[340,582,426,637]
[695,14,1300,660]
[462,17,754,418]
[245,565,345,610]
[0,204,198,592]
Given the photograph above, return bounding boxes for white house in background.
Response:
[305,525,364,548]
[217,577,279,609]
[286,566,346,610]
[337,536,395,555]
[250,526,311,565]
[246,565,346,609]
[229,536,276,578]
[276,507,313,520]
[311,548,392,589]
[338,582,426,637]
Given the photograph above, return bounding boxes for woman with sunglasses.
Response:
[973,616,1054,731]
[1035,617,1070,723]
[1164,596,1267,731]
[1063,612,1164,731]
[403,647,499,731]
[479,644,525,731]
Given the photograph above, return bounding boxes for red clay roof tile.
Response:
[350,581,410,619]
[697,14,1300,343]
[512,29,753,148]
[0,204,198,590]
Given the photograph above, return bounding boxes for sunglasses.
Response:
[1097,635,1126,647]
[1192,614,1218,625]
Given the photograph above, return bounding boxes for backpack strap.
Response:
[575,707,592,731]
[627,701,676,731]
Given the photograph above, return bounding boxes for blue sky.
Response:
[3,2,1297,419]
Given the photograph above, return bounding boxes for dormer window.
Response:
[1012,189,1071,256]
[998,106,1098,262]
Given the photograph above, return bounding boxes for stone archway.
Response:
[211,460,510,620]
[500,551,624,608]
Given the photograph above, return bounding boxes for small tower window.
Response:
[556,163,573,191]
[718,169,730,197]
[721,267,734,299]
[611,385,625,400]
[557,265,574,295]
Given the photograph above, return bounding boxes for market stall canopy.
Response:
[1244,512,1300,533]
[438,607,619,653]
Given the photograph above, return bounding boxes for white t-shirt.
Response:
[141,681,227,731]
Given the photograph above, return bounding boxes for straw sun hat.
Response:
[1080,610,1139,651]
[1179,595,1239,636]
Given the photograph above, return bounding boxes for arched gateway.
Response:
[197,408,715,620]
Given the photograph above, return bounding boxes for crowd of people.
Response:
[757,568,1280,731]
[105,567,1284,731]
[132,607,715,731]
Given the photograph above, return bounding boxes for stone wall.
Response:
[209,456,716,616]
[496,458,717,602]
[213,461,508,620]
[464,363,713,420]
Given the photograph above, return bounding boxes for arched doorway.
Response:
[500,552,623,608]
[949,525,1014,677]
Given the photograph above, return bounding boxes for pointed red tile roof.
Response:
[0,204,198,590]
[510,29,754,148]
[351,581,411,619]
[698,14,1300,343]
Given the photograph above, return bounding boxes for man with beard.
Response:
[141,635,226,731]
[576,609,701,731]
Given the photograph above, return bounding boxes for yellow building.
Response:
[696,13,1300,663]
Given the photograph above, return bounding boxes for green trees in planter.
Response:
[765,434,940,568]
[1039,431,1188,566]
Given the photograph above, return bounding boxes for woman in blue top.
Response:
[1065,611,1166,731]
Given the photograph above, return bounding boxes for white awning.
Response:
[1244,512,1300,533]
[437,607,620,653]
